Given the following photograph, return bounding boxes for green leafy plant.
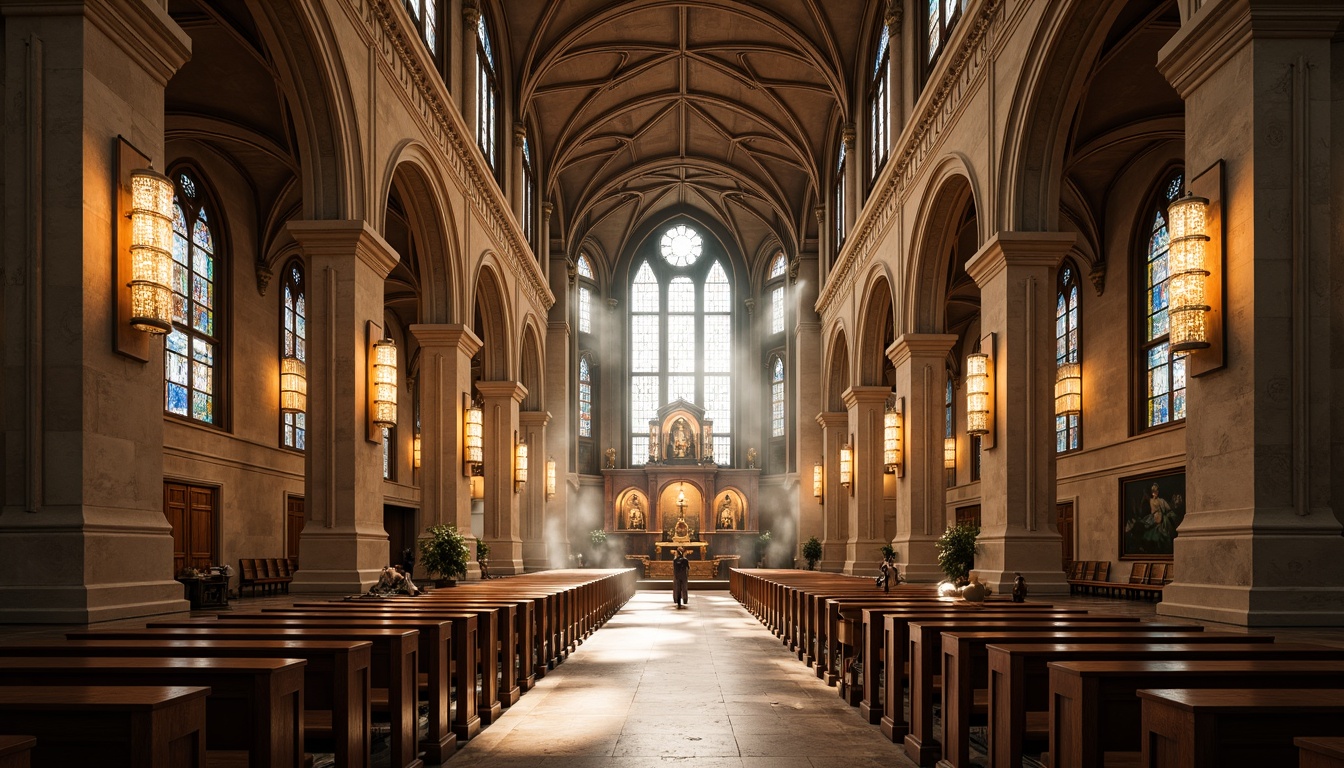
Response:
[802,536,823,570]
[878,543,896,562]
[935,523,980,585]
[476,539,491,562]
[419,524,470,583]
[756,530,773,567]
[589,529,608,547]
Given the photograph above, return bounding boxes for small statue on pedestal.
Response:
[1012,572,1028,602]
[746,447,757,468]
[604,447,616,469]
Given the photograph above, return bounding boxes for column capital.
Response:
[409,324,483,357]
[842,385,891,409]
[477,380,528,403]
[462,1,481,26]
[287,220,401,279]
[513,122,527,147]
[965,231,1075,289]
[519,410,552,428]
[888,333,959,367]
[815,411,848,429]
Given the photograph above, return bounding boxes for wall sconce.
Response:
[944,437,956,470]
[280,357,307,414]
[370,335,398,429]
[965,350,992,437]
[813,461,824,500]
[514,438,528,492]
[545,457,556,500]
[463,396,483,476]
[127,167,175,334]
[839,443,853,492]
[883,396,903,476]
[1167,191,1211,354]
[413,433,422,470]
[1055,362,1081,417]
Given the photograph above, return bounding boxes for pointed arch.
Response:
[519,320,545,411]
[382,141,460,324]
[472,260,513,381]
[906,162,979,333]
[824,324,851,413]
[856,268,897,386]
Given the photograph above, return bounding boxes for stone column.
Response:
[889,333,959,583]
[842,386,890,574]
[0,1,190,623]
[519,410,550,571]
[477,380,526,575]
[794,251,825,561]
[510,122,525,217]
[1155,0,1344,626]
[816,411,849,571]
[460,2,479,137]
[964,232,1074,595]
[287,222,400,593]
[814,206,829,286]
[886,4,904,142]
[544,248,571,567]
[842,125,859,233]
[409,324,482,579]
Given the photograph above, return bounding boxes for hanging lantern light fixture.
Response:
[127,168,175,334]
[1167,191,1212,354]
[370,337,398,428]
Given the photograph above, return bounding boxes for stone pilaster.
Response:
[794,252,824,563]
[519,410,551,571]
[888,333,959,584]
[842,386,891,574]
[964,232,1074,595]
[477,380,527,575]
[544,247,571,567]
[816,411,849,571]
[460,2,479,138]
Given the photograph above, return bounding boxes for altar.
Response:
[654,541,709,559]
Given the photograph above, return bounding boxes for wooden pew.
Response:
[70,627,420,768]
[0,639,370,768]
[0,686,208,768]
[1139,688,1344,768]
[1049,659,1344,768]
[1297,737,1344,768]
[0,656,303,768]
[0,736,35,768]
[988,642,1344,768]
[938,629,1267,768]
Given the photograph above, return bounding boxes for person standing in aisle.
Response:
[672,547,690,608]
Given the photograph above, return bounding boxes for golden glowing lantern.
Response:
[965,352,991,436]
[464,399,484,474]
[839,444,852,490]
[813,461,824,499]
[514,439,528,491]
[128,168,175,334]
[280,357,307,414]
[545,457,556,499]
[1055,362,1081,417]
[883,400,902,475]
[944,437,956,470]
[413,433,422,469]
[371,338,398,428]
[1167,192,1211,354]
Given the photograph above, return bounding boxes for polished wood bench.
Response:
[0,685,208,768]
[1048,659,1344,768]
[237,558,292,598]
[0,656,304,768]
[0,735,35,768]
[1297,736,1344,768]
[1140,688,1344,768]
[987,642,1344,768]
[71,627,418,768]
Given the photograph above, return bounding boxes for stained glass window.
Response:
[1056,262,1081,453]
[1142,171,1187,429]
[382,426,392,480]
[476,13,499,173]
[282,262,306,450]
[578,355,593,438]
[165,169,220,425]
[661,225,702,267]
[522,136,536,248]
[405,0,437,54]
[576,254,594,279]
[870,23,890,178]
[927,0,962,65]
[768,252,787,336]
[578,286,591,334]
[771,357,785,438]
[835,142,848,250]
[945,376,955,487]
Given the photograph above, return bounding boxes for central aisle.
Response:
[446,590,920,767]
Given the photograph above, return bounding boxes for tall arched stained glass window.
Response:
[576,254,594,334]
[834,141,848,251]
[945,376,956,487]
[522,135,536,248]
[768,252,787,335]
[578,354,594,439]
[405,0,438,55]
[476,13,500,173]
[165,168,222,425]
[282,262,306,449]
[869,22,890,180]
[1056,261,1081,453]
[770,357,785,438]
[1141,170,1187,429]
[926,0,964,68]
[628,223,734,464]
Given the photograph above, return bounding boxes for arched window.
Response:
[1141,170,1187,429]
[869,23,890,180]
[576,253,594,334]
[768,252,787,335]
[522,135,536,248]
[578,354,594,439]
[1056,261,1081,452]
[770,356,785,438]
[834,142,848,250]
[945,376,955,487]
[628,223,734,464]
[405,0,438,55]
[281,262,306,450]
[476,13,500,173]
[926,0,964,68]
[164,168,222,425]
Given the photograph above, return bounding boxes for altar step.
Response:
[636,579,730,591]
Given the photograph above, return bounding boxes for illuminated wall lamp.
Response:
[127,167,175,334]
[463,397,483,476]
[1167,191,1211,354]
[965,351,992,437]
[545,456,556,500]
[944,437,956,470]
[370,336,398,429]
[1054,362,1081,417]
[883,397,903,476]
[280,357,307,414]
[813,461,824,501]
[413,433,422,470]
[839,443,853,493]
[514,439,528,492]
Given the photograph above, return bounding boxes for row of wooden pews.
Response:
[0,567,636,768]
[730,568,1344,768]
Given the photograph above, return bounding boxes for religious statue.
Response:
[627,496,646,530]
[672,515,691,543]
[1012,572,1028,603]
[668,419,692,459]
[718,495,735,530]
[604,447,616,468]
[746,447,757,468]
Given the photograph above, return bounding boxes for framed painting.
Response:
[1119,468,1185,560]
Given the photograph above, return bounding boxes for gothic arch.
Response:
[519,320,545,411]
[856,268,896,386]
[906,164,978,333]
[382,142,460,325]
[472,260,513,381]
[823,324,851,413]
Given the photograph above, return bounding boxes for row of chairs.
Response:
[1067,560,1173,600]
[237,557,297,597]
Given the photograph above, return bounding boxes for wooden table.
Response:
[0,735,35,768]
[1297,736,1344,768]
[0,685,208,768]
[1139,688,1344,768]
[1048,659,1344,768]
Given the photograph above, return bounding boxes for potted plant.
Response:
[934,522,980,586]
[802,536,823,571]
[476,539,492,580]
[419,523,470,587]
[878,543,896,562]
[756,530,773,568]
[589,529,608,568]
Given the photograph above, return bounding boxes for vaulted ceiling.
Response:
[501,0,884,276]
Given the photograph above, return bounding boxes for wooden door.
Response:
[164,482,217,575]
[955,505,981,573]
[286,495,305,563]
[1056,501,1075,572]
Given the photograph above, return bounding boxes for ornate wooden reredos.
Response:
[648,398,713,465]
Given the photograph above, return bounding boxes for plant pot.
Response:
[433,578,457,588]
